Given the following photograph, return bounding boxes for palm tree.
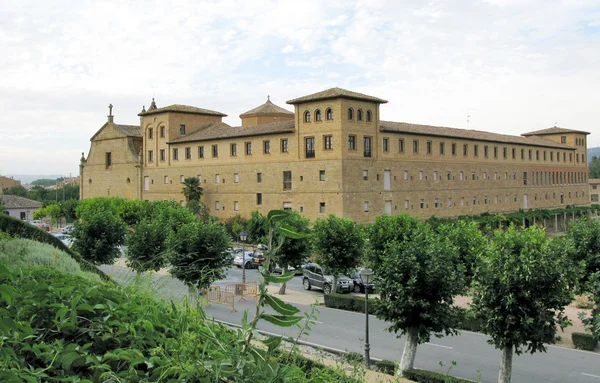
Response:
[182,177,203,202]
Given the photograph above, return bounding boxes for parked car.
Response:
[225,247,244,262]
[233,251,256,269]
[28,220,50,231]
[51,233,74,248]
[349,268,375,294]
[302,263,353,294]
[251,251,266,268]
[60,225,74,234]
[271,264,303,275]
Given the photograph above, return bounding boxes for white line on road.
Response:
[425,342,453,350]
[582,373,600,379]
[314,320,323,324]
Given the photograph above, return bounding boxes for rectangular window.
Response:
[105,152,112,168]
[561,136,567,143]
[521,149,524,160]
[199,146,204,158]
[283,171,292,190]
[439,142,445,155]
[448,198,452,207]
[503,147,507,159]
[263,140,270,154]
[319,170,326,181]
[180,175,184,183]
[173,148,179,161]
[349,135,356,150]
[447,171,452,181]
[215,201,220,211]
[529,150,532,160]
[144,176,150,191]
[324,135,333,150]
[364,201,369,212]
[472,172,476,181]
[164,175,168,184]
[234,173,239,183]
[319,202,326,213]
[434,171,438,181]
[257,173,262,182]
[180,124,186,135]
[305,137,315,158]
[399,139,405,153]
[160,149,165,161]
[512,148,516,159]
[413,140,419,153]
[256,193,262,205]
[420,199,425,209]
[215,174,220,184]
[234,201,239,211]
[148,150,153,162]
[474,145,479,157]
[494,146,498,158]
[484,146,489,158]
[451,143,457,155]
[404,170,408,181]
[160,126,165,138]
[419,170,423,181]
[463,144,468,156]
[426,141,432,154]
[404,200,409,210]
[434,198,439,208]
[281,138,288,153]
[212,144,218,158]
[460,171,464,180]
[230,143,237,157]
[382,137,389,152]
[523,172,527,185]
[185,147,191,160]
[245,142,252,155]
[364,136,372,157]
[363,170,368,181]
[536,150,540,161]
[148,128,153,139]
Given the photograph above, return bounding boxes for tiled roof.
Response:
[114,124,142,137]
[287,87,388,105]
[1,194,42,209]
[169,120,295,144]
[138,104,227,117]
[522,126,590,136]
[380,121,574,149]
[240,98,294,117]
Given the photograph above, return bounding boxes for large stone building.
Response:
[80,88,590,223]
[590,179,600,203]
[0,175,21,193]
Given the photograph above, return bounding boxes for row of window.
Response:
[147,125,187,140]
[303,108,373,123]
[394,169,587,186]
[214,195,327,214]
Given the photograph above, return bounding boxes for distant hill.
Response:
[6,175,65,184]
[589,147,600,163]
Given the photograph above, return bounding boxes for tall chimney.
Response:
[108,104,114,123]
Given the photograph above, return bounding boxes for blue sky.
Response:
[1,0,599,176]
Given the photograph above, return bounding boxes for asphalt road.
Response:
[100,265,600,383]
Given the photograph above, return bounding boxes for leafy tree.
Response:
[182,177,203,202]
[33,203,61,227]
[472,225,574,383]
[76,197,147,226]
[223,215,248,240]
[0,196,5,213]
[186,199,211,223]
[71,210,126,265]
[565,218,600,286]
[167,221,231,290]
[2,185,28,197]
[589,155,600,178]
[126,218,169,273]
[436,219,487,288]
[312,214,364,294]
[368,214,463,376]
[31,178,58,187]
[29,185,49,201]
[246,210,268,244]
[59,199,79,221]
[274,211,311,294]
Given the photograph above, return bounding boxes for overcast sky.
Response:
[1,0,599,177]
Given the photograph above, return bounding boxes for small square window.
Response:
[319,202,326,213]
[319,170,326,181]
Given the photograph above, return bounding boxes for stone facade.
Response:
[81,88,590,223]
[590,178,600,203]
[0,175,21,192]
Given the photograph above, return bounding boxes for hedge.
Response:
[572,332,598,351]
[0,214,110,281]
[324,293,378,313]
[273,349,361,382]
[403,368,475,383]
[374,359,396,375]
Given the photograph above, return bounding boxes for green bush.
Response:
[403,368,475,383]
[343,351,364,365]
[374,359,396,375]
[452,306,485,332]
[0,214,109,281]
[572,332,598,351]
[324,293,378,313]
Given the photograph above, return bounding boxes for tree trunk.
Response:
[498,345,513,383]
[278,264,288,294]
[331,275,337,294]
[398,327,419,376]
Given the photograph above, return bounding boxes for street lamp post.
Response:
[240,229,248,285]
[360,268,374,370]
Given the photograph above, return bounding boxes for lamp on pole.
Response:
[240,229,248,285]
[360,268,374,370]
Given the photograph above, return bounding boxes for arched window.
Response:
[304,111,311,122]
[366,110,372,122]
[315,109,322,121]
[347,108,354,120]
[326,108,333,120]
[357,109,363,121]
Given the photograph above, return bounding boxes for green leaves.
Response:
[267,209,290,223]
[264,294,300,316]
[260,314,303,327]
[261,269,296,284]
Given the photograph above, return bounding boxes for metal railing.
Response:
[205,286,237,312]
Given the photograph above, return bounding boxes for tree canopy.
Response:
[589,155,600,178]
[71,210,126,265]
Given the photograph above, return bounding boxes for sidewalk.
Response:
[266,285,324,305]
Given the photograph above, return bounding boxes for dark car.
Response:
[302,263,352,294]
[349,269,375,294]
[251,250,266,268]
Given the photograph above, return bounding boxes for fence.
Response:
[205,286,237,312]
[223,282,259,301]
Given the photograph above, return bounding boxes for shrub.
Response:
[574,295,595,309]
[0,213,109,280]
[343,351,364,365]
[324,293,378,313]
[374,359,396,375]
[572,332,598,351]
[403,368,475,383]
[452,306,485,332]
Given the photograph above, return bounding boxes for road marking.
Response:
[314,320,323,324]
[582,373,600,379]
[425,342,453,350]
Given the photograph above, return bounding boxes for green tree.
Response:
[274,211,311,294]
[0,196,5,213]
[186,199,211,223]
[312,214,364,294]
[126,218,169,273]
[167,221,231,290]
[59,199,79,221]
[31,178,58,187]
[589,155,600,178]
[581,272,600,343]
[34,203,61,227]
[29,185,49,201]
[223,215,248,241]
[182,177,203,202]
[246,210,268,244]
[2,185,28,197]
[565,218,600,286]
[472,226,574,383]
[368,214,463,376]
[71,210,126,265]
